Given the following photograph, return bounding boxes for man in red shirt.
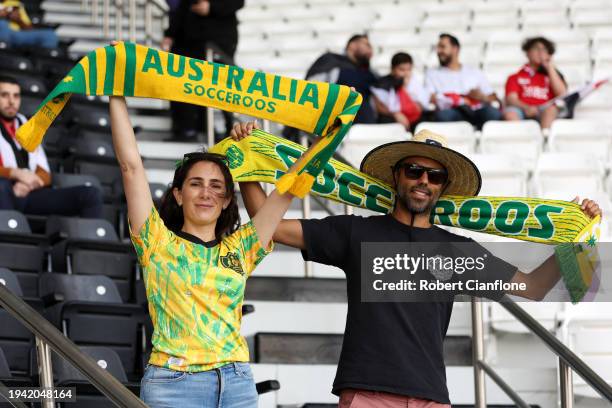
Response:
[503,37,567,130]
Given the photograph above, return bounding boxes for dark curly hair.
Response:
[522,36,556,55]
[158,151,240,242]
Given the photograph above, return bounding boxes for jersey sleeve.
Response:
[232,220,274,277]
[505,73,520,98]
[129,207,167,268]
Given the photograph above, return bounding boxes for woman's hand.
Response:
[229,121,259,141]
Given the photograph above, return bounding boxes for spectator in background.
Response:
[0,76,103,217]
[162,0,244,142]
[371,52,430,131]
[0,0,58,49]
[426,33,501,129]
[306,34,378,124]
[503,37,567,130]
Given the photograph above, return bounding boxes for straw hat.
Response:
[359,129,482,196]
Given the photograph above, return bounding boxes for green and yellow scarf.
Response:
[16,42,362,197]
[211,130,601,303]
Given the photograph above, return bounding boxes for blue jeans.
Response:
[434,105,502,130]
[0,19,58,49]
[140,363,258,408]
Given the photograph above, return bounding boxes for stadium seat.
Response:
[571,8,612,33]
[467,154,528,196]
[414,121,476,155]
[0,268,36,379]
[471,13,520,31]
[480,120,542,167]
[46,216,137,303]
[532,153,604,197]
[39,274,146,381]
[419,15,470,37]
[341,123,409,167]
[0,210,46,297]
[52,173,103,191]
[50,346,140,408]
[548,119,611,160]
[560,303,612,397]
[521,10,571,30]
[0,55,35,73]
[67,138,120,198]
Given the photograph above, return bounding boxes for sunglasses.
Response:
[394,163,449,185]
[175,152,228,169]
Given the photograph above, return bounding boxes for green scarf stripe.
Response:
[123,42,136,96]
[88,51,97,95]
[314,84,340,136]
[104,45,116,95]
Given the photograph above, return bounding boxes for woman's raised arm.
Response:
[109,96,153,233]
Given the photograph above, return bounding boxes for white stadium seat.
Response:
[548,119,611,160]
[532,153,604,197]
[480,120,542,166]
[521,10,571,31]
[415,121,477,155]
[467,154,529,196]
[560,303,612,398]
[341,123,410,168]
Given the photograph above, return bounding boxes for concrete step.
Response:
[244,277,346,302]
[241,301,347,337]
[57,25,163,42]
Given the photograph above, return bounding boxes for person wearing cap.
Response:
[231,121,601,407]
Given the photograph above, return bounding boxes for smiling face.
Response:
[394,156,447,215]
[436,36,459,67]
[172,161,231,229]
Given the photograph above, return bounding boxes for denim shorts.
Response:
[140,362,257,408]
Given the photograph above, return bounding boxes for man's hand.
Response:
[572,196,602,220]
[190,0,210,16]
[467,88,486,102]
[230,121,259,141]
[10,168,44,190]
[13,181,32,198]
[161,36,173,52]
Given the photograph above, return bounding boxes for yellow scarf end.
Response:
[275,172,315,198]
[15,124,41,153]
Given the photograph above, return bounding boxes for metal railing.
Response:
[471,296,612,408]
[84,0,168,45]
[0,284,146,408]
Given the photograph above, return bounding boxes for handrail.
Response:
[476,361,530,408]
[471,296,612,408]
[499,296,612,401]
[0,284,147,408]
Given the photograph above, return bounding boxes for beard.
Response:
[397,183,438,214]
[0,111,16,121]
[438,54,451,67]
[354,54,370,68]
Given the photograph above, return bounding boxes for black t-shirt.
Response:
[300,214,517,403]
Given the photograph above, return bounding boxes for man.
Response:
[231,121,601,407]
[0,76,103,217]
[306,34,378,124]
[371,52,430,130]
[0,0,58,49]
[503,37,567,130]
[162,0,244,141]
[426,33,502,129]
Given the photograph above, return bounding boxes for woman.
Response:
[109,98,309,407]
